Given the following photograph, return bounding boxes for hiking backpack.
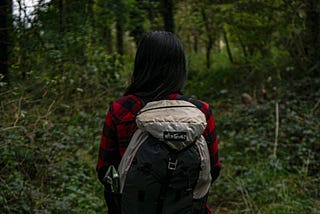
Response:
[117,99,212,214]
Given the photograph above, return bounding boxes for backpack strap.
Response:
[176,94,205,109]
[156,152,178,214]
[176,94,192,102]
[135,93,187,106]
[133,95,154,107]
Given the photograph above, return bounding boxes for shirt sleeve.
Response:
[96,105,121,184]
[202,104,221,182]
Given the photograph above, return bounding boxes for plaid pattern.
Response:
[97,93,220,183]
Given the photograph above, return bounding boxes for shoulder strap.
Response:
[118,129,149,193]
[135,93,186,107]
[175,94,192,102]
[133,95,153,107]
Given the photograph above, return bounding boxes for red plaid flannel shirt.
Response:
[97,93,220,183]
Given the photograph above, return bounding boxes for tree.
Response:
[58,0,66,34]
[160,0,174,32]
[113,0,128,55]
[95,0,114,53]
[129,0,146,45]
[200,5,218,69]
[275,0,320,73]
[0,0,12,82]
[304,0,320,72]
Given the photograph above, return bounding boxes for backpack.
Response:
[117,99,212,214]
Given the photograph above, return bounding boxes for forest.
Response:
[0,0,319,213]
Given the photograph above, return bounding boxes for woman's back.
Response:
[96,31,220,214]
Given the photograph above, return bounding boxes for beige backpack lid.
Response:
[136,99,207,150]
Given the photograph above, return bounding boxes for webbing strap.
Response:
[156,153,177,214]
[135,94,186,107]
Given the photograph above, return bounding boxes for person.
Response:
[97,31,220,214]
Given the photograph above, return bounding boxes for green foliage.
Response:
[2,0,319,213]
[206,75,320,213]
[1,48,131,213]
[2,57,319,213]
[0,83,107,213]
[184,52,238,99]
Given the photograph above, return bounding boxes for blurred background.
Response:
[0,0,319,213]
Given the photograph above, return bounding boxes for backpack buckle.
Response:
[168,158,178,170]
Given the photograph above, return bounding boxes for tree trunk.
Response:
[130,0,145,46]
[115,0,125,55]
[223,29,233,63]
[59,0,66,34]
[305,0,320,71]
[206,37,213,69]
[0,0,11,82]
[104,26,113,53]
[116,19,124,55]
[146,1,156,29]
[201,8,213,69]
[160,0,174,32]
[17,0,27,79]
[193,27,198,53]
[238,35,248,61]
[86,0,94,24]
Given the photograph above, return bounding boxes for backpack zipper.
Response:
[138,105,197,115]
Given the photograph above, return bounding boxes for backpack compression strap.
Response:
[156,152,178,214]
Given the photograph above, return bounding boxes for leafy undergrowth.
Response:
[0,78,124,213]
[209,77,320,213]
[1,71,319,213]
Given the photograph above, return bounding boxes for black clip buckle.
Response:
[168,158,178,170]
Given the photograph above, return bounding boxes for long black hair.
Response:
[125,31,187,99]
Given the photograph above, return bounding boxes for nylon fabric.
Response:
[193,136,212,199]
[118,129,149,193]
[136,100,206,150]
[117,99,212,213]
